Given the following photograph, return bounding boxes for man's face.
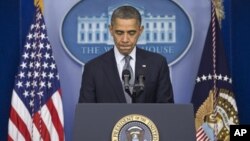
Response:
[109,18,144,55]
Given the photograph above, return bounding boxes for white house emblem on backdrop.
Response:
[60,0,193,66]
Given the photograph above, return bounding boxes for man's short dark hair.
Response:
[111,5,142,26]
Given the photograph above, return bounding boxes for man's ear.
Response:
[109,25,113,36]
[140,26,144,34]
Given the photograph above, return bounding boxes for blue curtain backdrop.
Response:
[0,0,250,140]
[0,0,34,140]
[231,0,250,124]
[0,0,20,140]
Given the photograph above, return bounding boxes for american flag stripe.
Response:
[51,91,64,124]
[32,124,43,141]
[44,101,61,140]
[38,106,55,140]
[196,127,209,141]
[9,92,32,141]
[33,113,51,141]
[32,123,43,141]
[8,120,26,141]
[8,135,14,141]
[46,95,64,141]
[11,91,33,127]
[196,128,203,137]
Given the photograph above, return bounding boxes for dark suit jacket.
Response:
[79,47,174,103]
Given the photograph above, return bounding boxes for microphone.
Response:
[138,74,145,91]
[122,69,131,90]
[137,66,146,92]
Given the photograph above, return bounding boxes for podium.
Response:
[73,103,196,141]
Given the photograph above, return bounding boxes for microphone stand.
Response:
[124,86,138,103]
[122,69,145,103]
[130,82,144,103]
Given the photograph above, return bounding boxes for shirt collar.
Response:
[114,46,136,62]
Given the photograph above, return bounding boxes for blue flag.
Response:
[191,5,239,141]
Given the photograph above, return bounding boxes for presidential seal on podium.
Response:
[112,114,159,141]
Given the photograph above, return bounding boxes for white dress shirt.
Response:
[114,46,136,82]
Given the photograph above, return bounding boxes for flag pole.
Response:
[211,1,219,140]
[211,0,225,139]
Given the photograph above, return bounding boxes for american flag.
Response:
[8,6,64,141]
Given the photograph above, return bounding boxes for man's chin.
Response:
[120,50,131,55]
[120,46,131,49]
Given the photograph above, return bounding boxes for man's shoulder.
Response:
[137,47,165,60]
[84,49,113,66]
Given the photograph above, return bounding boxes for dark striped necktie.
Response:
[123,55,134,103]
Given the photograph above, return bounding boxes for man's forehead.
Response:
[112,18,140,26]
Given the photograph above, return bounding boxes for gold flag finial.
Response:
[34,0,44,13]
[212,0,225,28]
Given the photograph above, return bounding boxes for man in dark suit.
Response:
[79,5,174,103]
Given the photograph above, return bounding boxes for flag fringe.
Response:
[34,0,44,13]
[212,0,225,27]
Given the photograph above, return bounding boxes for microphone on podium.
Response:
[137,74,145,91]
[122,69,131,94]
[122,68,145,103]
[137,67,145,92]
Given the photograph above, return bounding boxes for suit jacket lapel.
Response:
[135,48,148,102]
[135,48,147,79]
[103,49,126,102]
